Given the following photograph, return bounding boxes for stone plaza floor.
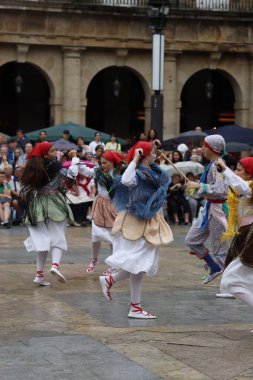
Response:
[1,225,253,380]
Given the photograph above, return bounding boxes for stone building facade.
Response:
[0,0,253,138]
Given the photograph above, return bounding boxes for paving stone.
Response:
[55,290,253,328]
[1,226,253,380]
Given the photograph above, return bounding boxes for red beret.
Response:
[239,157,253,176]
[27,142,53,159]
[127,142,152,164]
[102,151,123,164]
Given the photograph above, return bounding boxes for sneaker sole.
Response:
[128,313,156,319]
[202,271,222,284]
[215,293,235,299]
[33,279,51,286]
[50,269,66,283]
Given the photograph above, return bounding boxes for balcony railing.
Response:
[3,0,253,13]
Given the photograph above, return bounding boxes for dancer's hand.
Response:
[71,157,80,165]
[215,158,227,172]
[133,148,144,163]
[186,181,200,189]
[153,139,161,149]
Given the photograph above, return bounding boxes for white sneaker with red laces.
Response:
[33,277,51,286]
[50,265,66,282]
[99,275,114,300]
[86,258,98,273]
[128,303,156,319]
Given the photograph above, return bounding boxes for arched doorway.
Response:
[0,61,50,135]
[180,69,235,132]
[86,66,145,138]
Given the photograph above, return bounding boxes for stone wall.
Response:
[0,3,253,137]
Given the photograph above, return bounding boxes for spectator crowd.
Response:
[0,126,245,229]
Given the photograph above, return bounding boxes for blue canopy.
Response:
[25,122,125,145]
[205,125,253,144]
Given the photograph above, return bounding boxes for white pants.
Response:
[24,220,67,252]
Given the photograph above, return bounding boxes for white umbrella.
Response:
[161,161,204,177]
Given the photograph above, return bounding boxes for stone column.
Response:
[62,48,82,124]
[247,55,253,128]
[49,97,62,126]
[234,101,249,128]
[163,51,179,140]
[144,99,151,133]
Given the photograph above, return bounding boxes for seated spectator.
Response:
[5,165,14,189]
[0,146,10,171]
[77,137,89,156]
[11,166,26,224]
[185,172,206,221]
[83,150,96,164]
[62,129,74,143]
[139,132,146,141]
[14,147,23,168]
[60,152,68,165]
[16,142,33,168]
[89,132,105,154]
[196,147,203,162]
[167,173,191,225]
[172,150,183,163]
[16,128,30,151]
[67,149,77,161]
[105,133,121,153]
[146,128,158,142]
[7,137,18,166]
[190,154,200,163]
[39,130,48,143]
[93,144,104,166]
[0,171,12,227]
[0,134,7,148]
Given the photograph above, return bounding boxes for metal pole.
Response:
[151,32,164,140]
[151,91,163,140]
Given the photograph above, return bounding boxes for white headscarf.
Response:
[204,134,225,154]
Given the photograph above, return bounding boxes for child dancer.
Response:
[217,158,253,309]
[99,141,173,319]
[185,135,229,284]
[76,151,123,273]
[21,142,78,286]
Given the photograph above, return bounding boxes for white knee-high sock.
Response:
[234,292,253,309]
[91,242,101,260]
[112,270,130,283]
[52,247,62,266]
[36,251,48,273]
[130,272,144,304]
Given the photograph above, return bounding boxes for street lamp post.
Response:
[148,0,170,141]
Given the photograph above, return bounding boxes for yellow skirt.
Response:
[91,195,117,228]
[112,210,173,246]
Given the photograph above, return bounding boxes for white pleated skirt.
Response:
[105,231,159,276]
[24,220,67,252]
[220,257,253,296]
[91,221,112,244]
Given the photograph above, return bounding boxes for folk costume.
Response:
[64,160,95,225]
[185,135,229,284]
[100,142,173,319]
[22,142,78,286]
[220,158,253,306]
[77,151,122,273]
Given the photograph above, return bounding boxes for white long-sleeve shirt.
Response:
[223,167,251,197]
[78,164,113,198]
